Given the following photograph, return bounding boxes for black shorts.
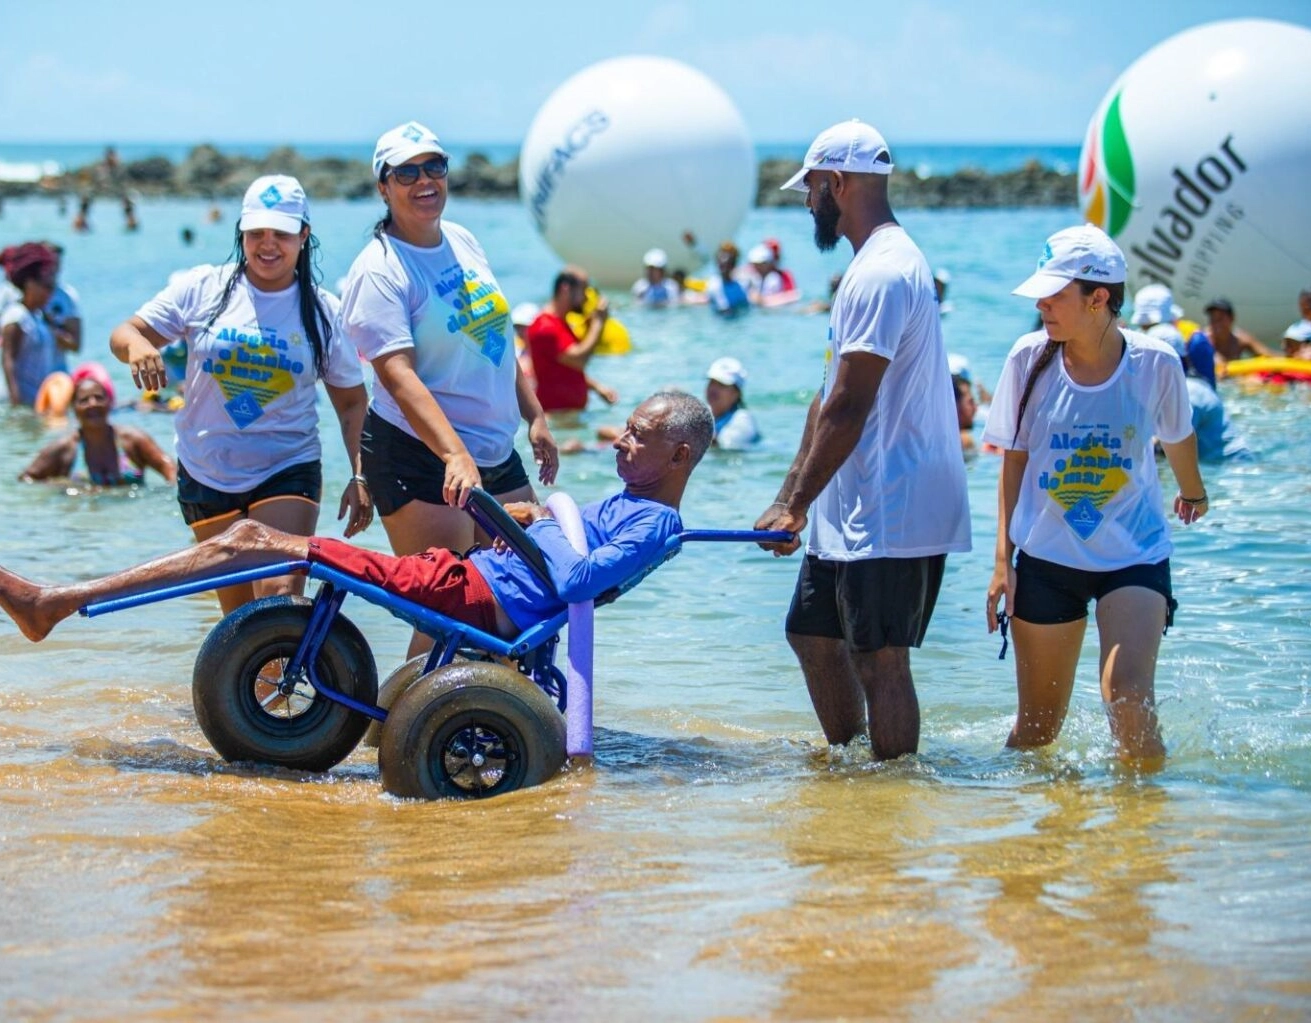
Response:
[785,554,947,652]
[1012,551,1175,626]
[361,409,530,517]
[177,459,322,527]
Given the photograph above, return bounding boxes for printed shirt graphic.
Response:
[338,222,518,465]
[135,264,362,491]
[981,329,1193,571]
[809,226,971,560]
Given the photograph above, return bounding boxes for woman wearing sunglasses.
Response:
[338,121,557,654]
[110,174,372,613]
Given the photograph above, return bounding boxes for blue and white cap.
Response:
[781,119,894,192]
[1013,224,1126,299]
[239,175,309,233]
[372,121,448,180]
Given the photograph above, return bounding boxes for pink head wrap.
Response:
[71,362,116,407]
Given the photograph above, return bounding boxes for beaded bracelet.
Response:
[1180,492,1208,505]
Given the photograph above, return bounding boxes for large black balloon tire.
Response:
[378,662,566,800]
[361,653,430,749]
[192,596,378,772]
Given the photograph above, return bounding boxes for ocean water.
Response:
[0,194,1308,1021]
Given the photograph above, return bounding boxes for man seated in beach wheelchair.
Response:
[0,392,792,801]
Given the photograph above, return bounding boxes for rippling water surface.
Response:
[1,196,1308,1021]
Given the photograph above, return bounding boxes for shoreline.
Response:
[0,145,1077,209]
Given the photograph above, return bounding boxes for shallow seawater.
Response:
[0,196,1309,1021]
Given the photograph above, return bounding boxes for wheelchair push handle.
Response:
[679,529,795,544]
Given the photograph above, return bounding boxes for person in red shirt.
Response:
[526,267,619,413]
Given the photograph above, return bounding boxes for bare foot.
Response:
[0,568,72,642]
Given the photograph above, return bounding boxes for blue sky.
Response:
[2,0,1307,146]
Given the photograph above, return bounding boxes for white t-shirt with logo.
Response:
[338,223,518,465]
[981,329,1193,571]
[135,264,363,491]
[809,226,971,560]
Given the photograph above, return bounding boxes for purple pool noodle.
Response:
[545,493,593,757]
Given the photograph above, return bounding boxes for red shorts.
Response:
[307,538,500,635]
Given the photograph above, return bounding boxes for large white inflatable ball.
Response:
[1079,18,1311,342]
[519,56,755,288]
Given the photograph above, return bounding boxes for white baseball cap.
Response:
[1130,283,1185,326]
[947,353,971,381]
[1284,320,1311,343]
[643,247,668,269]
[1012,224,1127,299]
[707,356,747,389]
[511,302,539,327]
[239,175,309,233]
[372,121,448,180]
[781,119,894,192]
[747,244,772,265]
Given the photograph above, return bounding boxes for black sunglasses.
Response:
[385,156,450,185]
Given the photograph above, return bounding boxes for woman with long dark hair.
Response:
[337,121,557,656]
[110,175,371,613]
[982,225,1207,764]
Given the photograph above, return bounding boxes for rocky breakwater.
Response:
[1,145,520,201]
[757,157,1076,208]
[4,147,1075,209]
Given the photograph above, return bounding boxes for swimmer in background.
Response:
[934,268,954,316]
[744,244,794,306]
[1147,323,1252,462]
[762,238,797,291]
[948,353,992,407]
[704,242,750,318]
[41,243,82,372]
[631,248,682,307]
[72,196,91,233]
[526,267,620,413]
[1131,283,1217,389]
[20,364,176,485]
[1,243,60,407]
[953,373,977,457]
[704,357,760,449]
[1203,297,1271,368]
[1281,321,1311,359]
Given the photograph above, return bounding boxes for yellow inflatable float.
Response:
[565,286,631,355]
[1223,356,1311,383]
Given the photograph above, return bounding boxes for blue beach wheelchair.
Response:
[80,489,790,800]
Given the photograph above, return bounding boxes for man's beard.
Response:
[811,182,841,252]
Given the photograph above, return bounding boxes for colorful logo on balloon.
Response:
[1079,90,1136,237]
